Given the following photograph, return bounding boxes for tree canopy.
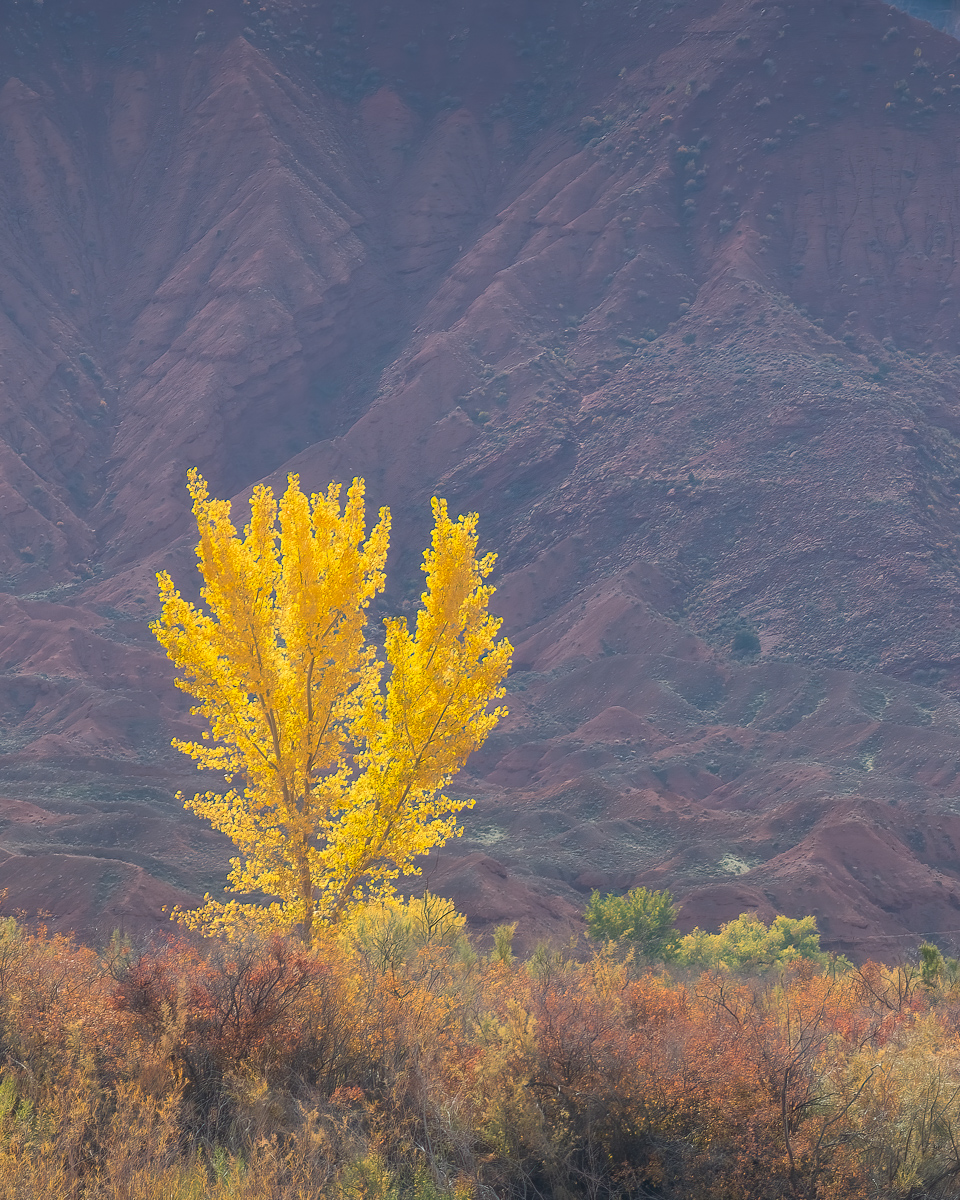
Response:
[154,471,512,942]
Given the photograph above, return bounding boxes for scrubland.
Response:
[2,900,960,1200]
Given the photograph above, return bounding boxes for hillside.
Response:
[3,0,960,956]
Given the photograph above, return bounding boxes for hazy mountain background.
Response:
[3,0,960,957]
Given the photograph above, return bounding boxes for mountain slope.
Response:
[3,0,960,955]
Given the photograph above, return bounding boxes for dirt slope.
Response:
[3,0,960,955]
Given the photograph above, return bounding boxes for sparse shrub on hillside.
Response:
[578,114,603,142]
[732,626,761,658]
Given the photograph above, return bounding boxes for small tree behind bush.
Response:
[585,886,681,959]
[585,892,832,973]
[678,911,828,971]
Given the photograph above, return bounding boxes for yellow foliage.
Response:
[154,472,511,942]
[342,892,468,953]
[844,1013,960,1194]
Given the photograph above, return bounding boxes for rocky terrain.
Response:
[896,0,959,36]
[3,0,960,956]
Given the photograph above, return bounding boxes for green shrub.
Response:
[677,911,828,972]
[585,887,681,959]
[492,922,517,965]
[731,628,761,658]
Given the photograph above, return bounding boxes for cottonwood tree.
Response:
[154,471,511,943]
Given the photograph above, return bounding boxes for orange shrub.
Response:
[2,914,960,1198]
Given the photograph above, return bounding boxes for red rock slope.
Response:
[3,0,960,955]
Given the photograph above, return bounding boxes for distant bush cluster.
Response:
[586,886,831,971]
[2,900,960,1198]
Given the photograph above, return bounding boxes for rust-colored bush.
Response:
[3,914,960,1198]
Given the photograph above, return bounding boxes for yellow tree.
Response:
[154,471,512,943]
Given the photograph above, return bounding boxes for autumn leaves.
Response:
[154,472,512,943]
